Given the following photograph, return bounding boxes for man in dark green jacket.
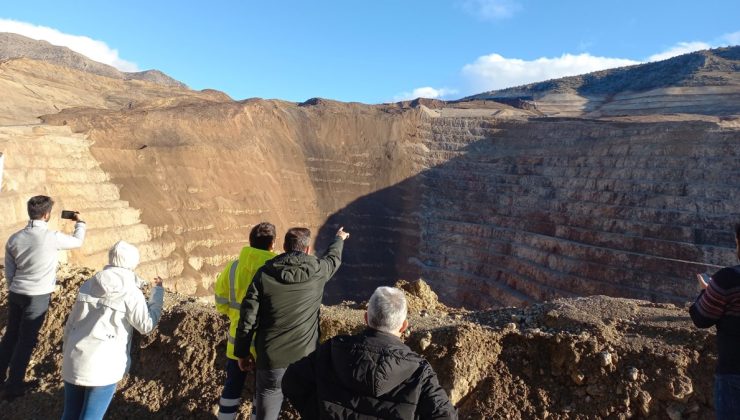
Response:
[233,226,349,420]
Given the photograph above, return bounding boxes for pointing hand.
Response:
[336,227,350,240]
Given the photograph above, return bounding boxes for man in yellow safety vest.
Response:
[214,222,277,420]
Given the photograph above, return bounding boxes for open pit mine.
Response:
[1,33,739,418]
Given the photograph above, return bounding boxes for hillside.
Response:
[0,33,186,87]
[464,47,740,117]
[0,266,716,419]
[0,39,739,309]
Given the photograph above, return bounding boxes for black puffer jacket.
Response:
[283,328,457,419]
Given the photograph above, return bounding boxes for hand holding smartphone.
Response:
[61,210,80,221]
[696,273,711,289]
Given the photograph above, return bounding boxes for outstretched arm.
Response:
[690,268,732,328]
[55,219,87,250]
[126,277,164,334]
[316,228,349,283]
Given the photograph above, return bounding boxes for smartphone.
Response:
[698,273,711,285]
[61,210,77,220]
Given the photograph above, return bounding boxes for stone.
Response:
[599,351,613,367]
[666,405,683,420]
[626,367,639,381]
[419,332,433,351]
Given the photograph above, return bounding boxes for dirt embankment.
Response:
[0,266,716,419]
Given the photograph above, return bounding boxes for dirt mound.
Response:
[0,267,716,419]
[396,278,449,315]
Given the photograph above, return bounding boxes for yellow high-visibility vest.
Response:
[214,246,276,360]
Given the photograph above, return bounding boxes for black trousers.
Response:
[0,291,50,394]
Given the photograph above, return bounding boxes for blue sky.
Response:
[1,1,739,103]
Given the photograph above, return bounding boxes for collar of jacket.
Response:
[264,251,318,284]
[362,327,405,345]
[27,220,48,228]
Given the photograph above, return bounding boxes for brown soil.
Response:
[0,268,716,419]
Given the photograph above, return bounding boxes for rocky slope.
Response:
[0,266,717,419]
[0,33,186,87]
[1,41,739,308]
[465,47,740,117]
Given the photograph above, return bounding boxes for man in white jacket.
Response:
[61,241,163,420]
[1,195,86,399]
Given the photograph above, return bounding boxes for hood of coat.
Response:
[263,251,320,284]
[329,329,421,397]
[82,265,136,300]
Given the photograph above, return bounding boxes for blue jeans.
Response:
[219,359,254,419]
[0,292,50,394]
[255,368,287,420]
[61,381,117,420]
[715,374,740,420]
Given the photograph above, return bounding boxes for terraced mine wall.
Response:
[414,117,739,307]
[22,103,740,308]
[322,115,740,307]
[38,100,425,294]
[0,125,169,279]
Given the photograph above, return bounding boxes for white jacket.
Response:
[62,265,164,386]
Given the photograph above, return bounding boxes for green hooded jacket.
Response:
[233,236,344,369]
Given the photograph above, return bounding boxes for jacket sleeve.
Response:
[214,263,231,315]
[316,237,344,284]
[4,241,16,287]
[283,351,320,420]
[54,221,86,250]
[690,267,733,328]
[417,362,458,420]
[125,285,164,335]
[234,274,260,358]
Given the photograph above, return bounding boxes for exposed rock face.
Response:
[1,44,739,308]
[0,125,171,279]
[38,99,425,294]
[415,116,740,308]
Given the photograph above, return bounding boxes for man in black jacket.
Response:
[233,226,349,420]
[282,286,457,419]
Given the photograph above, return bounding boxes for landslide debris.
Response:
[0,269,716,419]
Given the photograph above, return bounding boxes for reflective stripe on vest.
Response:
[228,260,240,310]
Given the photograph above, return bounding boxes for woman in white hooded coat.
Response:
[61,241,164,420]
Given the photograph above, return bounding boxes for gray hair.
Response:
[108,241,140,270]
[367,286,407,333]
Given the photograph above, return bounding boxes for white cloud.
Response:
[462,53,639,92]
[446,29,740,97]
[460,0,522,20]
[0,18,138,71]
[393,87,459,102]
[720,31,740,45]
[647,41,712,62]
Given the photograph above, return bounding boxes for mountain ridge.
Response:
[0,32,186,88]
[465,46,740,100]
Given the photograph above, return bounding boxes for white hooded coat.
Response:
[62,265,164,386]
